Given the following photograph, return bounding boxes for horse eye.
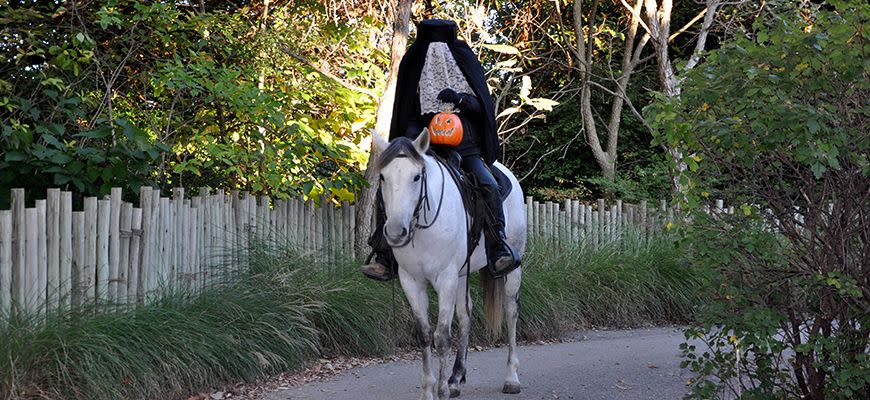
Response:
[379,173,384,181]
[414,174,421,182]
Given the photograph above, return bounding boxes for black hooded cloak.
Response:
[389,19,500,164]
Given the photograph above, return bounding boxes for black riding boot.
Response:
[361,189,398,281]
[461,155,517,275]
[481,185,517,274]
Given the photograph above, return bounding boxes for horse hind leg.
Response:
[400,274,437,400]
[448,276,472,398]
[502,270,522,394]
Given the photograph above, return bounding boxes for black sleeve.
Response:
[457,92,482,114]
[404,116,425,138]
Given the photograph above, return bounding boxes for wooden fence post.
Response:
[46,189,60,309]
[138,187,152,300]
[109,188,122,303]
[11,189,24,313]
[96,199,111,303]
[83,197,97,304]
[118,203,132,305]
[640,200,648,243]
[0,211,12,316]
[129,208,142,304]
[60,191,72,308]
[25,208,38,312]
[159,196,171,291]
[349,202,356,260]
[35,200,47,313]
[71,212,84,307]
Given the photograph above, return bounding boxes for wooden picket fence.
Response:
[0,187,686,315]
[523,197,685,247]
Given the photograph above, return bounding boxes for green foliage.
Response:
[507,97,671,201]
[1,1,378,204]
[584,159,671,202]
[648,1,870,398]
[1,0,679,204]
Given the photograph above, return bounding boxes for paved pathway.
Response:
[264,327,693,400]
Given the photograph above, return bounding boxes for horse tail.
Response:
[480,269,504,337]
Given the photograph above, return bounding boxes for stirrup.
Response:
[486,240,520,278]
[361,252,396,281]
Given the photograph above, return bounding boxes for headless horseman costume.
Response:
[362,19,517,281]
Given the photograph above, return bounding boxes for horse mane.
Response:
[377,137,425,170]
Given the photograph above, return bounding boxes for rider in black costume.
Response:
[362,19,516,281]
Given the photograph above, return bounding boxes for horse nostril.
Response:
[385,225,408,241]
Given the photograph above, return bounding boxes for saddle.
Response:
[432,149,518,277]
[436,150,513,202]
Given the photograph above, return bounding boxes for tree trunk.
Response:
[642,0,720,195]
[573,0,647,188]
[354,0,413,258]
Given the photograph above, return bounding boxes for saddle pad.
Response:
[491,165,513,202]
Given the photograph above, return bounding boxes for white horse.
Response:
[372,128,526,400]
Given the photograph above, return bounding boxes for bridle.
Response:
[382,151,475,326]
[383,153,446,248]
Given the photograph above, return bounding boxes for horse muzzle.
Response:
[384,223,411,247]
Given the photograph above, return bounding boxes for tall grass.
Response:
[0,232,702,400]
[515,233,702,339]
[0,268,322,399]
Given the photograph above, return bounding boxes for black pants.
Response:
[460,155,498,194]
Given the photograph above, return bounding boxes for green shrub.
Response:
[650,1,870,398]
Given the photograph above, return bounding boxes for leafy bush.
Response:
[650,1,870,398]
[1,1,375,205]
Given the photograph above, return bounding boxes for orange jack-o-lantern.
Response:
[428,112,464,147]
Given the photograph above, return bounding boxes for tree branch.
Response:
[669,7,708,42]
[279,44,378,100]
[586,78,655,136]
[684,0,722,72]
[620,0,655,38]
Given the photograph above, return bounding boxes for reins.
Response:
[413,158,446,230]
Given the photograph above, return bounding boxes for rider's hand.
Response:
[437,89,482,114]
[437,89,461,105]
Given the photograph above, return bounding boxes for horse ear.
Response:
[371,128,389,153]
[414,128,430,154]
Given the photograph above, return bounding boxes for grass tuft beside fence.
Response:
[0,232,702,400]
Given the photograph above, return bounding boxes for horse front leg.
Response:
[502,270,522,394]
[432,268,459,400]
[400,274,436,400]
[448,274,471,398]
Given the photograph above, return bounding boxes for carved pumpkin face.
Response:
[428,112,464,147]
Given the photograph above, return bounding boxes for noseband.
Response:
[384,153,446,248]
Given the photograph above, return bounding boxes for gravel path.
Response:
[261,327,693,400]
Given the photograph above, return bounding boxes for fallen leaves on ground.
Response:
[186,353,420,400]
[186,336,579,400]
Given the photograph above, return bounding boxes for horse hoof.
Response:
[502,382,521,394]
[449,385,461,398]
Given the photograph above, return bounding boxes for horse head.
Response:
[372,128,431,247]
